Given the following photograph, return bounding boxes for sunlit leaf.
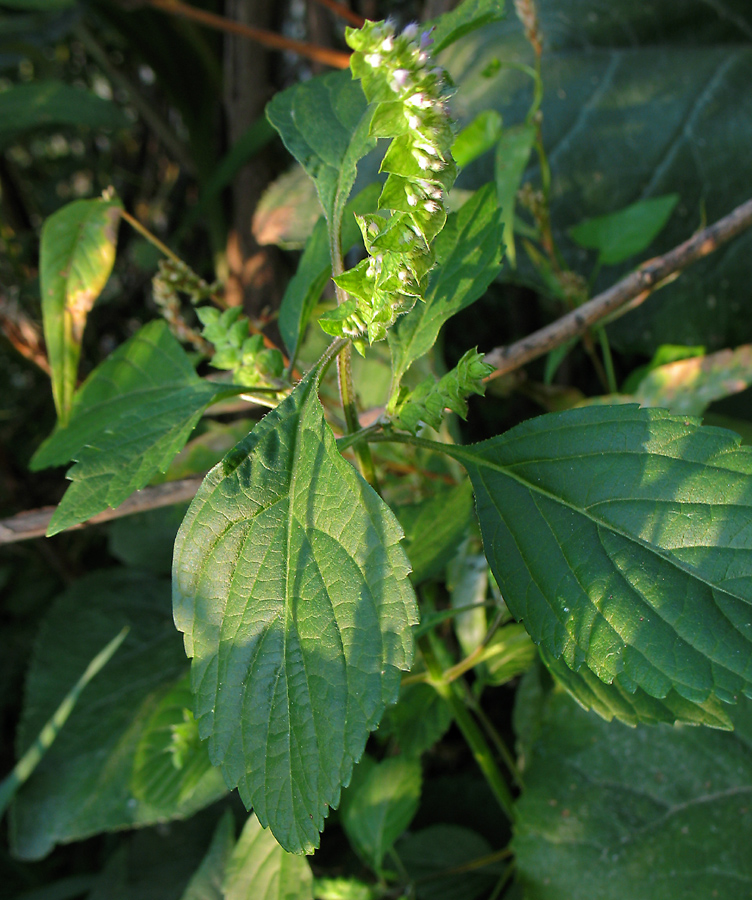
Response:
[494,124,536,267]
[450,405,752,707]
[173,371,418,853]
[39,195,122,424]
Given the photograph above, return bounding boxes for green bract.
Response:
[321,19,457,343]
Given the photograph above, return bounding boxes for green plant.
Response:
[5,1,752,898]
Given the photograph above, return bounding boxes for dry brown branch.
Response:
[145,0,351,69]
[0,477,202,545]
[484,197,752,380]
[309,0,365,28]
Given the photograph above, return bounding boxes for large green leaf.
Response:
[266,71,374,235]
[340,756,422,871]
[173,370,418,853]
[39,196,122,424]
[449,405,752,707]
[429,0,507,54]
[223,814,313,900]
[31,321,244,535]
[444,2,752,353]
[10,570,226,860]
[513,689,752,899]
[388,184,503,390]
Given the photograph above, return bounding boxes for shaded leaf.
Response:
[173,370,418,853]
[180,809,236,900]
[388,184,503,389]
[568,194,680,265]
[341,756,421,870]
[513,689,752,899]
[397,481,475,583]
[10,570,225,860]
[377,683,452,757]
[396,825,498,900]
[539,646,733,728]
[108,504,188,576]
[0,81,127,143]
[429,0,507,54]
[39,196,122,424]
[223,814,313,900]
[450,405,752,706]
[494,124,535,267]
[444,6,752,352]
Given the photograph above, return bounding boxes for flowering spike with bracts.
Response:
[320,18,457,344]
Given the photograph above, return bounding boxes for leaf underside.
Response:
[455,405,752,708]
[173,371,418,854]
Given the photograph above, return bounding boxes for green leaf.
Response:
[266,71,374,235]
[539,647,733,728]
[450,405,752,707]
[451,110,503,168]
[173,370,418,853]
[341,756,422,871]
[444,7,752,353]
[0,0,75,9]
[480,624,536,686]
[377,683,452,757]
[0,81,128,144]
[513,689,752,900]
[30,321,244,535]
[633,344,752,416]
[223,814,313,900]
[0,627,128,820]
[396,825,498,900]
[388,184,503,389]
[397,481,475,583]
[428,0,507,54]
[278,184,381,360]
[494,124,536,268]
[10,570,226,860]
[568,194,680,265]
[108,505,189,577]
[39,196,122,424]
[131,673,227,816]
[180,810,236,900]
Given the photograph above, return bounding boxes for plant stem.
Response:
[119,209,182,263]
[419,635,516,821]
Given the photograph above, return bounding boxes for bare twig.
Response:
[309,0,365,28]
[144,0,351,69]
[0,477,202,545]
[485,197,752,380]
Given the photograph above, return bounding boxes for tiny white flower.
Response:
[381,35,394,52]
[406,189,418,207]
[424,200,439,213]
[402,22,419,41]
[366,53,382,68]
[408,114,421,129]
